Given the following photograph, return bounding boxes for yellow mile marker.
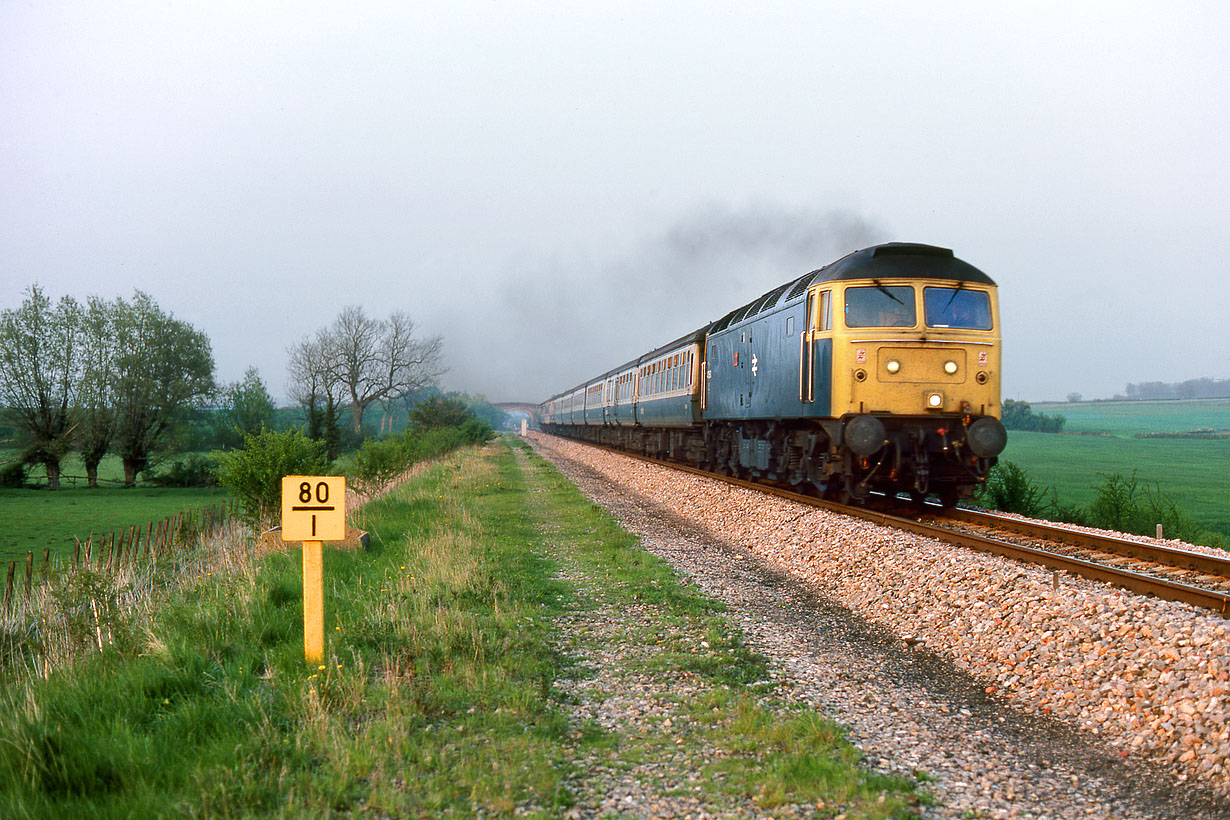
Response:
[281,476,346,664]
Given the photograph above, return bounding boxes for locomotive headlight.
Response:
[885,359,901,374]
[943,360,959,375]
[927,392,944,409]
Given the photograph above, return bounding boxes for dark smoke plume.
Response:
[451,202,887,403]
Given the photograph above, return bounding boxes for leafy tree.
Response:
[409,395,471,430]
[111,292,215,487]
[213,428,331,531]
[0,285,83,489]
[220,367,276,446]
[1001,399,1065,433]
[76,295,120,487]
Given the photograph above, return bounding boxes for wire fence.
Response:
[1,499,239,616]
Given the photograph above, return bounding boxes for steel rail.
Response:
[552,437,1230,617]
[934,506,1230,578]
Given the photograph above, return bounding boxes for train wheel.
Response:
[937,487,961,508]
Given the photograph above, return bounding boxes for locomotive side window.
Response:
[807,290,834,331]
[844,285,916,328]
[924,287,992,330]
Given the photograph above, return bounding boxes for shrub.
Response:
[347,421,494,497]
[148,454,220,487]
[0,461,26,489]
[212,428,331,531]
[1085,470,1207,543]
[409,395,472,430]
[1001,399,1066,433]
[349,435,413,497]
[973,461,1046,516]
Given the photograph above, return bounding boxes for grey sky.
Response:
[3,2,1227,405]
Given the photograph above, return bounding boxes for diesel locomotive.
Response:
[540,242,1007,505]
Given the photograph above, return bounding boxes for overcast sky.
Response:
[3,1,1228,405]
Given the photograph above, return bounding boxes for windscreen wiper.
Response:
[943,281,966,311]
[872,279,904,304]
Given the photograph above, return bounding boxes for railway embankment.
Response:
[528,432,1230,818]
[0,439,918,818]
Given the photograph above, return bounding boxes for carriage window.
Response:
[844,285,916,328]
[786,316,794,336]
[924,287,992,330]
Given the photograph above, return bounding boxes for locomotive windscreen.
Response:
[844,285,916,328]
[924,287,992,330]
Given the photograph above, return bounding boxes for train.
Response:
[540,242,1007,505]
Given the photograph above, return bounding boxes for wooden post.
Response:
[4,562,13,613]
[24,552,32,601]
[145,520,153,557]
[303,540,324,664]
[84,536,93,568]
[41,548,50,579]
[74,538,82,568]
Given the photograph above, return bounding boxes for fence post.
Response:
[74,538,82,568]
[24,552,33,600]
[84,536,93,568]
[4,562,13,613]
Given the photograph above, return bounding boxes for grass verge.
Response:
[0,438,920,818]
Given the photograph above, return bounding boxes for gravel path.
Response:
[527,433,1230,820]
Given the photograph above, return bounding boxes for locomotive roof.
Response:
[813,242,995,285]
[708,242,994,334]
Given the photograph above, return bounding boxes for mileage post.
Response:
[281,476,346,664]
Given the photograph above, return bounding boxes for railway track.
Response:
[573,440,1230,618]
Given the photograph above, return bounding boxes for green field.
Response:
[1003,399,1230,537]
[1030,398,1230,436]
[0,487,231,564]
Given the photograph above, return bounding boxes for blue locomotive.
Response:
[540,243,1007,504]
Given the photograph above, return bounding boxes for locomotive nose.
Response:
[966,417,1007,458]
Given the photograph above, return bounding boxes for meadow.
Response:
[1003,399,1230,537]
[1030,398,1230,436]
[0,487,231,564]
[0,450,228,564]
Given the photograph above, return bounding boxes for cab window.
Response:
[924,287,992,330]
[844,285,916,328]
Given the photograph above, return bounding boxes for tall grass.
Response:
[0,440,920,818]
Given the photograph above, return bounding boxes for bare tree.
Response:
[315,306,444,435]
[0,286,83,489]
[287,333,345,458]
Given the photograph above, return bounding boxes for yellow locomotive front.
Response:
[811,269,1006,503]
[829,279,1001,417]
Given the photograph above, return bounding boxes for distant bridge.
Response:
[494,402,541,428]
